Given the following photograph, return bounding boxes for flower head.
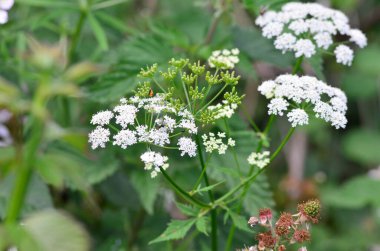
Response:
[258,75,348,129]
[208,48,240,69]
[247,151,270,168]
[0,0,14,24]
[255,2,367,65]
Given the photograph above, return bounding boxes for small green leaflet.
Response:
[228,210,253,233]
[195,217,209,236]
[149,218,196,244]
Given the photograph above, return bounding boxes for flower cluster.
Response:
[89,94,198,177]
[259,74,348,129]
[247,151,270,168]
[255,2,367,65]
[0,0,14,24]
[202,132,235,155]
[208,48,240,69]
[242,200,321,251]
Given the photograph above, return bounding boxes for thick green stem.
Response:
[5,119,44,224]
[159,167,209,208]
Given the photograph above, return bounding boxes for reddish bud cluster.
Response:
[241,199,321,251]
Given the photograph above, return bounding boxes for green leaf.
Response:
[195,217,208,236]
[23,210,90,251]
[130,171,159,215]
[343,129,380,165]
[15,0,77,8]
[149,218,196,244]
[322,176,380,208]
[88,13,109,51]
[191,180,225,195]
[228,210,252,233]
[175,202,200,217]
[0,174,53,219]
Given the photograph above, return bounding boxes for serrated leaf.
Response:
[130,171,159,215]
[191,180,225,195]
[23,210,90,251]
[195,217,208,236]
[175,202,200,217]
[228,211,252,233]
[308,54,325,81]
[88,13,109,51]
[149,218,196,244]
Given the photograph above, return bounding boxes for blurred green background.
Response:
[0,0,379,250]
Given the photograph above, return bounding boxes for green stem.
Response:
[216,127,295,205]
[69,9,87,62]
[197,83,228,114]
[195,135,217,251]
[224,119,241,175]
[292,56,304,74]
[180,74,192,112]
[159,167,209,208]
[6,119,44,224]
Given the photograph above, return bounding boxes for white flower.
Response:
[294,39,316,58]
[208,48,240,69]
[0,0,14,10]
[202,132,234,155]
[113,129,137,149]
[274,33,296,53]
[0,9,7,24]
[268,98,289,116]
[258,74,348,129]
[149,128,170,146]
[287,108,309,127]
[247,151,270,168]
[114,104,138,128]
[334,45,354,66]
[262,22,284,38]
[258,80,276,99]
[89,126,110,149]
[208,103,237,119]
[298,247,307,251]
[178,137,197,157]
[140,151,169,178]
[178,119,198,134]
[348,29,367,48]
[91,110,114,126]
[314,32,333,49]
[255,2,366,65]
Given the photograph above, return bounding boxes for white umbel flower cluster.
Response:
[208,101,238,119]
[140,151,169,178]
[208,48,240,69]
[89,94,199,177]
[255,2,367,65]
[202,132,235,155]
[0,0,14,24]
[247,151,270,168]
[258,74,348,129]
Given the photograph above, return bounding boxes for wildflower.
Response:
[202,132,235,155]
[90,110,114,126]
[88,126,110,149]
[178,137,197,157]
[255,2,367,65]
[275,212,293,236]
[113,129,137,149]
[334,45,354,66]
[140,151,169,178]
[298,247,307,251]
[298,199,321,224]
[259,208,273,225]
[247,151,270,168]
[248,216,259,227]
[292,229,311,243]
[0,0,14,24]
[256,231,276,249]
[208,48,240,69]
[258,74,348,129]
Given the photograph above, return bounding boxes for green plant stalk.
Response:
[195,134,217,251]
[224,119,242,175]
[216,127,295,205]
[159,167,209,208]
[5,75,50,224]
[197,83,228,114]
[224,115,275,250]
